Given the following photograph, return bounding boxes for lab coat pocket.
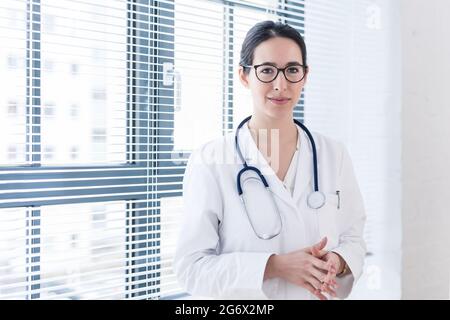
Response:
[317,193,340,250]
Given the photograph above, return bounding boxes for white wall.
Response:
[401,0,450,299]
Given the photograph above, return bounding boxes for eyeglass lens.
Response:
[256,65,305,83]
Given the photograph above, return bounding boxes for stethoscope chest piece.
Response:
[307,191,326,209]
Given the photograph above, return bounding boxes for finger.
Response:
[310,256,330,272]
[329,265,337,274]
[311,247,328,258]
[310,267,328,284]
[329,267,338,283]
[320,269,336,295]
[321,282,337,298]
[325,259,334,270]
[312,237,327,253]
[328,277,339,290]
[323,270,332,286]
[317,269,337,297]
[320,269,338,298]
[325,266,337,284]
[314,289,328,300]
[304,283,327,300]
[329,278,338,287]
[306,276,323,291]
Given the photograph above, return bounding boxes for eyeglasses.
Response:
[242,63,308,83]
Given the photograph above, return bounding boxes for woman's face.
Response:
[239,36,308,121]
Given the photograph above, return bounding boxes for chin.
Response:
[265,105,294,119]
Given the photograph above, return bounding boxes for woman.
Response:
[174,20,366,300]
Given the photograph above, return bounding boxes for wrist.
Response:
[333,252,347,275]
[264,254,282,281]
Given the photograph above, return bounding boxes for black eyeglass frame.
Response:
[241,63,309,83]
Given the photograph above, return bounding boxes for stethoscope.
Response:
[235,115,326,240]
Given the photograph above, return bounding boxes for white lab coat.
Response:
[174,124,366,300]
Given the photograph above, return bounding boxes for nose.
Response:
[272,70,288,91]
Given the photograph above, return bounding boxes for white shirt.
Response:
[282,131,300,197]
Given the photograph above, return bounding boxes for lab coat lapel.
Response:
[239,125,297,211]
[292,127,314,204]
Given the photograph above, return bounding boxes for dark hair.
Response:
[239,20,307,74]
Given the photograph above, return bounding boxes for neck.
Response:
[248,113,297,143]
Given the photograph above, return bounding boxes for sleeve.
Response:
[173,148,274,299]
[331,145,367,299]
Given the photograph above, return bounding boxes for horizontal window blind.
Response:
[1,0,307,300]
[304,0,401,298]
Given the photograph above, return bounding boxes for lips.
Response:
[268,97,290,105]
[269,98,289,101]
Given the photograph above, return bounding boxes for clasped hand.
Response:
[309,236,342,300]
[266,236,341,300]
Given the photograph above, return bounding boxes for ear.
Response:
[238,66,250,89]
[303,65,310,85]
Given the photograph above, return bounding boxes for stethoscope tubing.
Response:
[235,115,320,193]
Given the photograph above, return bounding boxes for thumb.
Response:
[311,237,328,257]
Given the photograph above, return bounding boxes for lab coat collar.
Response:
[238,123,316,210]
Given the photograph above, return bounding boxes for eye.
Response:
[260,67,274,74]
[287,66,300,73]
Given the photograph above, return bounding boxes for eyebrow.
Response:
[259,61,303,66]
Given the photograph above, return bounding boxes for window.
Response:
[43,103,55,117]
[0,208,27,299]
[0,0,27,166]
[91,89,107,101]
[172,0,224,152]
[0,0,150,299]
[42,146,55,162]
[70,63,79,76]
[7,101,18,116]
[43,59,54,72]
[7,55,19,69]
[70,146,79,160]
[41,14,56,33]
[70,104,78,118]
[7,146,17,161]
[38,202,127,299]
